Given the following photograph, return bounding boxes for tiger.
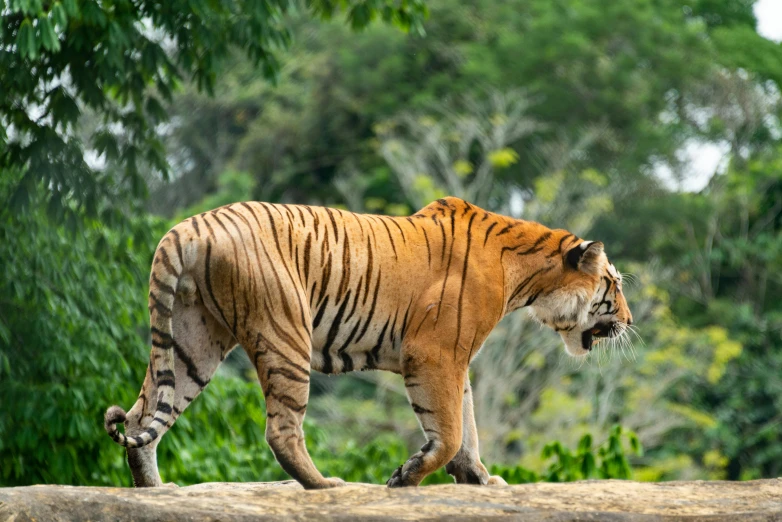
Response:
[104,196,633,489]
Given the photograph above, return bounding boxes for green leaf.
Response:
[578,434,592,454]
[581,452,596,478]
[63,0,80,17]
[52,2,68,28]
[16,18,35,59]
[39,16,60,52]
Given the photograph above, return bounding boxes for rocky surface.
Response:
[2,479,782,521]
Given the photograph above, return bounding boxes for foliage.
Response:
[0,174,161,485]
[150,0,738,215]
[0,0,428,222]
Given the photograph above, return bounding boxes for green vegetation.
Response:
[2,0,782,486]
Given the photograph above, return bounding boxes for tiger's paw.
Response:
[487,475,508,486]
[386,465,409,488]
[323,477,347,488]
[386,463,421,488]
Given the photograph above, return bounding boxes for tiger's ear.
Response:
[565,241,604,274]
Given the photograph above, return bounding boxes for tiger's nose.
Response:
[627,317,633,327]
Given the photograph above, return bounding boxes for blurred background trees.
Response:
[2,0,782,485]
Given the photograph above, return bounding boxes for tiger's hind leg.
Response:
[124,297,235,487]
[445,374,507,486]
[245,326,345,490]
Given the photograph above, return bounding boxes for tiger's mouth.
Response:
[581,322,613,351]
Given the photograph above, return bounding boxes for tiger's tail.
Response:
[105,228,184,448]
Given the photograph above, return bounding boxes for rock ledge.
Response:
[2,479,782,521]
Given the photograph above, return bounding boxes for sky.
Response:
[756,0,782,42]
[670,0,782,192]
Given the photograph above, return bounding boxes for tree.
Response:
[0,0,428,222]
[376,90,541,210]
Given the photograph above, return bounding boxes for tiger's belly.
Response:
[310,322,402,375]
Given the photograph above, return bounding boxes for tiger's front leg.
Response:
[386,343,465,488]
[445,374,508,486]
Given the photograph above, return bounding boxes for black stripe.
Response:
[484,222,498,245]
[170,229,184,265]
[547,233,575,258]
[204,240,231,331]
[496,223,514,236]
[436,225,456,323]
[337,227,351,300]
[148,292,172,318]
[455,213,477,355]
[337,321,362,372]
[515,231,553,256]
[303,233,312,284]
[368,319,390,365]
[352,212,366,235]
[422,227,432,267]
[400,297,413,339]
[312,211,320,241]
[265,389,307,412]
[150,326,173,348]
[267,366,310,384]
[262,301,311,361]
[411,403,433,415]
[151,272,175,296]
[345,287,360,322]
[172,339,209,388]
[362,236,373,305]
[375,217,398,260]
[388,217,407,244]
[287,222,294,259]
[438,219,447,262]
[508,266,553,306]
[389,308,399,347]
[325,207,339,243]
[253,333,312,375]
[158,247,180,277]
[318,253,332,306]
[524,289,542,307]
[191,217,201,237]
[355,271,381,343]
[201,213,216,239]
[230,270,238,336]
[321,290,352,374]
[312,296,330,329]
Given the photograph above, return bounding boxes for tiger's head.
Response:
[527,239,633,357]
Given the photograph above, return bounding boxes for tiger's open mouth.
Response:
[581,322,614,351]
